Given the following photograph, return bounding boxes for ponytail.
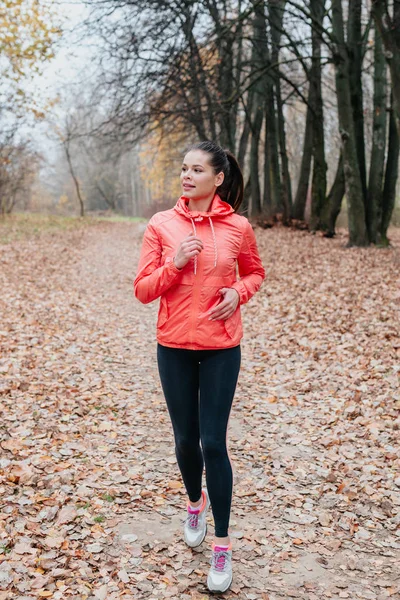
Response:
[186,141,244,213]
[219,149,244,212]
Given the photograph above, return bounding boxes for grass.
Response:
[93,515,106,523]
[102,493,115,502]
[0,212,146,244]
[95,214,145,223]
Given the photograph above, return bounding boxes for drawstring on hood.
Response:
[134,189,266,350]
[189,215,218,275]
[173,193,233,275]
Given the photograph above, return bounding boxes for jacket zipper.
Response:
[189,222,203,346]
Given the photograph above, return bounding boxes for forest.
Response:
[1,0,400,248]
[1,3,399,599]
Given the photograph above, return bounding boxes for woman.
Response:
[134,141,265,593]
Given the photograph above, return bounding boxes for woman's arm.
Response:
[133,220,183,304]
[230,220,266,305]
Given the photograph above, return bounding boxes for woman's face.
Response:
[180,150,224,201]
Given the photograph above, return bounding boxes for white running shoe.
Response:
[183,488,210,548]
[207,541,233,593]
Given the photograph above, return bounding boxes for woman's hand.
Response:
[173,231,204,270]
[208,288,240,321]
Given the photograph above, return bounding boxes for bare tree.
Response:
[61,113,85,217]
[372,0,400,136]
[0,126,40,216]
[69,0,400,246]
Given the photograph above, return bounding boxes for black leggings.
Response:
[156,342,241,538]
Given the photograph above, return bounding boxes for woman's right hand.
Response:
[173,232,204,270]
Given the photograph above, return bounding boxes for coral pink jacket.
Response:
[133,193,266,350]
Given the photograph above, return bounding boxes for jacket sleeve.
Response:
[230,220,266,305]
[133,219,183,304]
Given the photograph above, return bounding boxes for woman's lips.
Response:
[183,184,195,189]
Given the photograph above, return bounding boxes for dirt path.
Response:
[0,222,399,600]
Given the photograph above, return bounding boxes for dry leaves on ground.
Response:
[0,221,399,600]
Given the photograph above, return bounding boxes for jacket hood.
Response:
[173,193,234,219]
[173,193,234,275]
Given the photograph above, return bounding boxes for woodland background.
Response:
[1,2,399,599]
[1,0,400,247]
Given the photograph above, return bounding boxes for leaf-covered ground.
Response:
[0,220,399,600]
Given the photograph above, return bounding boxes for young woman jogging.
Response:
[133,141,265,593]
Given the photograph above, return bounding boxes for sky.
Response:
[26,1,96,157]
[34,1,91,92]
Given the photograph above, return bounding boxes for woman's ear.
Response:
[215,171,225,187]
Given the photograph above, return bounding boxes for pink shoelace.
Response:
[187,512,199,528]
[212,547,230,572]
[186,493,205,528]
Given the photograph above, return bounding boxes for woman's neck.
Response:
[187,192,215,213]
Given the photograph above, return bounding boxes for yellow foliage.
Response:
[58,194,69,206]
[0,0,62,116]
[139,123,192,202]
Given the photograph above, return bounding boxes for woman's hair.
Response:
[186,141,244,213]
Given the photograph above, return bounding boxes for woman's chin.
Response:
[182,187,195,195]
[182,191,199,200]
[182,190,208,200]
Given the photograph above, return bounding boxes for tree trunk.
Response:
[263,122,273,214]
[292,101,313,219]
[331,0,368,246]
[64,142,85,217]
[276,78,292,222]
[311,130,328,231]
[249,1,267,215]
[205,1,245,149]
[323,152,345,237]
[96,183,116,210]
[250,94,264,215]
[310,0,328,231]
[372,0,400,138]
[237,89,254,169]
[232,1,244,156]
[367,26,387,244]
[265,85,282,212]
[181,13,214,140]
[347,0,367,203]
[380,94,400,245]
[269,0,292,222]
[218,31,236,149]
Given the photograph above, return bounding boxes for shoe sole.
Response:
[207,571,233,593]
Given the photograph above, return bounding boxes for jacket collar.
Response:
[173,193,234,219]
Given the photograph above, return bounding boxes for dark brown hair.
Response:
[186,141,244,213]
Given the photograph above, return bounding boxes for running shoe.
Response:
[183,488,210,548]
[207,541,233,593]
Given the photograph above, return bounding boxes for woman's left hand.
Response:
[208,288,240,321]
